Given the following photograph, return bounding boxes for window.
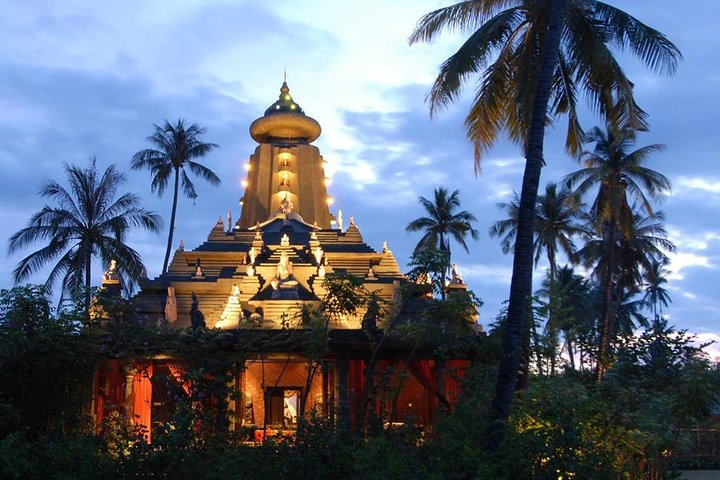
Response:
[265,387,301,427]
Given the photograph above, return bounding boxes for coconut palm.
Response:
[409,0,680,438]
[131,119,220,274]
[491,182,582,281]
[643,257,672,320]
[566,125,671,380]
[406,187,479,298]
[537,265,595,372]
[8,159,161,309]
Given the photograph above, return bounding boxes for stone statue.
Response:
[337,210,343,231]
[271,250,299,299]
[450,264,464,284]
[281,194,293,214]
[189,292,205,329]
[226,210,233,232]
[248,246,257,265]
[193,258,204,278]
[349,216,356,227]
[366,265,376,279]
[310,229,318,240]
[247,264,255,277]
[317,263,326,279]
[103,259,119,281]
[178,239,185,251]
[382,241,391,253]
[280,234,290,247]
[313,247,323,265]
[231,283,240,297]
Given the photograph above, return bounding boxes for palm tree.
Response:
[537,265,594,372]
[491,182,582,281]
[8,159,161,309]
[406,187,479,298]
[409,0,680,441]
[642,257,672,320]
[566,125,672,380]
[131,119,220,274]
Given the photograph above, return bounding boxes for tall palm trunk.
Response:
[84,252,92,312]
[440,233,448,300]
[596,209,619,381]
[162,167,180,274]
[487,0,566,451]
[547,246,558,375]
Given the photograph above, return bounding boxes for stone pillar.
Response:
[123,365,137,424]
[336,352,350,428]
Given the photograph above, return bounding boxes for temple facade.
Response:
[92,82,475,441]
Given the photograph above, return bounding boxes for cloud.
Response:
[675,176,720,195]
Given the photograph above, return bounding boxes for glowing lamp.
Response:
[326,196,334,206]
[244,162,251,171]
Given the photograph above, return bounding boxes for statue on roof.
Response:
[103,259,119,282]
[450,264,464,284]
[192,258,204,278]
[281,195,294,215]
[271,250,299,299]
[337,210,343,231]
[190,292,206,329]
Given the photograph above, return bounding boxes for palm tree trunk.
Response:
[84,253,92,312]
[547,247,557,375]
[440,234,448,300]
[162,168,180,274]
[596,216,618,382]
[487,0,566,452]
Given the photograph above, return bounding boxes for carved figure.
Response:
[280,234,290,247]
[271,250,299,299]
[313,247,323,265]
[103,259,119,281]
[247,264,255,277]
[450,264,464,284]
[281,195,293,214]
[193,258,204,278]
[189,292,206,329]
[248,246,257,265]
[337,210,343,231]
[178,239,185,251]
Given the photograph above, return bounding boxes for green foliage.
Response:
[320,271,368,319]
[0,286,97,438]
[407,249,450,298]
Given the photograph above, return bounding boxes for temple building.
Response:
[92,82,477,441]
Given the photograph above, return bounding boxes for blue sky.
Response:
[1,1,719,352]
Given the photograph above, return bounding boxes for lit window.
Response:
[265,387,301,427]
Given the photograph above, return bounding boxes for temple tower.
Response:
[239,82,334,228]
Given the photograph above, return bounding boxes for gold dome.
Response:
[249,82,321,143]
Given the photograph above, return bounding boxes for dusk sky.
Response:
[2,1,718,352]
